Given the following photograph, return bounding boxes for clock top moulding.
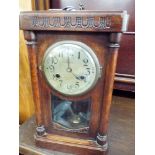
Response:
[20,10,129,155]
[20,10,128,32]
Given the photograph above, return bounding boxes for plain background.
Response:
[0,0,155,154]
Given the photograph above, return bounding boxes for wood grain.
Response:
[19,30,35,123]
[19,0,35,123]
[98,33,121,135]
[24,31,44,126]
[32,0,50,10]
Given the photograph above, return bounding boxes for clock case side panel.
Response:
[35,31,108,139]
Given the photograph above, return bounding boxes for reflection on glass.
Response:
[52,95,91,129]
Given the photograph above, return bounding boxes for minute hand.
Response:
[67,54,70,69]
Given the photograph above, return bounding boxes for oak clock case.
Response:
[20,10,129,155]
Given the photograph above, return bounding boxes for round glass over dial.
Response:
[42,41,101,96]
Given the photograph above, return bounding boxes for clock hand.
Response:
[71,72,86,81]
[67,53,71,69]
[66,53,86,81]
[66,53,73,72]
[71,72,81,80]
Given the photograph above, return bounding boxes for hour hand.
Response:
[72,72,86,81]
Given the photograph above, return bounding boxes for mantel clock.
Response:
[20,9,129,155]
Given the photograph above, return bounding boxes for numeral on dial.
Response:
[51,56,58,64]
[86,68,91,75]
[59,80,63,86]
[59,52,63,58]
[67,84,72,90]
[52,74,57,80]
[49,65,54,72]
[78,52,80,59]
[83,58,89,66]
[75,82,80,88]
[67,82,80,90]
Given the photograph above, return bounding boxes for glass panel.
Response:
[52,95,91,129]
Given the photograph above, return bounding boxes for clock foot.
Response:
[36,125,46,136]
[96,133,108,150]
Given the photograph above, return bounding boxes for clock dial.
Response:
[42,41,101,96]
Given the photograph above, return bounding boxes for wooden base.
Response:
[35,133,108,155]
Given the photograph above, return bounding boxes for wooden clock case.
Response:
[20,10,129,155]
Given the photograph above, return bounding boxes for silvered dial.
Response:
[42,41,101,96]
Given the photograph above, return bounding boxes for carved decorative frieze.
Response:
[32,16,111,29]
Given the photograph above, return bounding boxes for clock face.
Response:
[42,41,101,96]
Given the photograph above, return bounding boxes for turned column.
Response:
[24,31,46,136]
[97,33,122,150]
